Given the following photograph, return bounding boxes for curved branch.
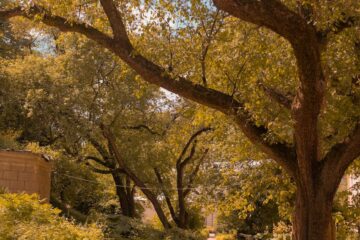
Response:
[0,5,114,49]
[87,136,112,160]
[176,127,212,167]
[318,15,360,43]
[122,124,161,135]
[84,155,114,169]
[184,149,209,197]
[0,4,296,176]
[323,121,360,187]
[214,0,324,186]
[180,141,198,168]
[85,161,114,174]
[154,168,178,224]
[213,0,308,44]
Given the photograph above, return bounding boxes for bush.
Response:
[51,157,110,215]
[216,233,236,240]
[0,193,104,240]
[105,214,206,240]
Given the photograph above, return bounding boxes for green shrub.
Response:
[214,233,235,240]
[0,193,104,240]
[105,214,206,240]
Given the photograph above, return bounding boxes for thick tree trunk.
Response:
[125,175,135,217]
[112,173,135,218]
[292,185,335,240]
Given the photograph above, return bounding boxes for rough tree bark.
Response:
[1,1,360,239]
[293,184,335,240]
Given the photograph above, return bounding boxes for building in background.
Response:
[0,150,52,200]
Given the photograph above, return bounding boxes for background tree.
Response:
[1,32,217,229]
[0,32,160,218]
[107,118,213,229]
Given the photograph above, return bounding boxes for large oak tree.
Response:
[1,1,360,239]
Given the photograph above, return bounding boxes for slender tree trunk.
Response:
[176,165,188,229]
[154,168,179,225]
[292,183,336,240]
[116,169,170,227]
[138,185,172,229]
[128,189,135,217]
[125,170,172,229]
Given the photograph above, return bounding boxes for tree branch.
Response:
[0,3,297,176]
[175,131,210,225]
[180,141,198,168]
[184,149,209,197]
[0,7,22,19]
[257,80,292,109]
[85,161,114,174]
[215,1,324,187]
[318,15,359,43]
[101,125,172,228]
[154,168,177,224]
[176,127,212,168]
[200,10,221,86]
[84,155,114,169]
[213,0,308,44]
[101,125,126,168]
[87,136,112,160]
[122,124,161,135]
[323,121,360,184]
[0,5,114,49]
[99,0,131,46]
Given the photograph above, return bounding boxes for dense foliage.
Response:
[0,193,104,240]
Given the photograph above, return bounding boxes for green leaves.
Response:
[0,193,104,240]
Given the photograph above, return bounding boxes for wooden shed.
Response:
[0,150,52,200]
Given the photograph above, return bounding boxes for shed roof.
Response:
[0,149,52,162]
